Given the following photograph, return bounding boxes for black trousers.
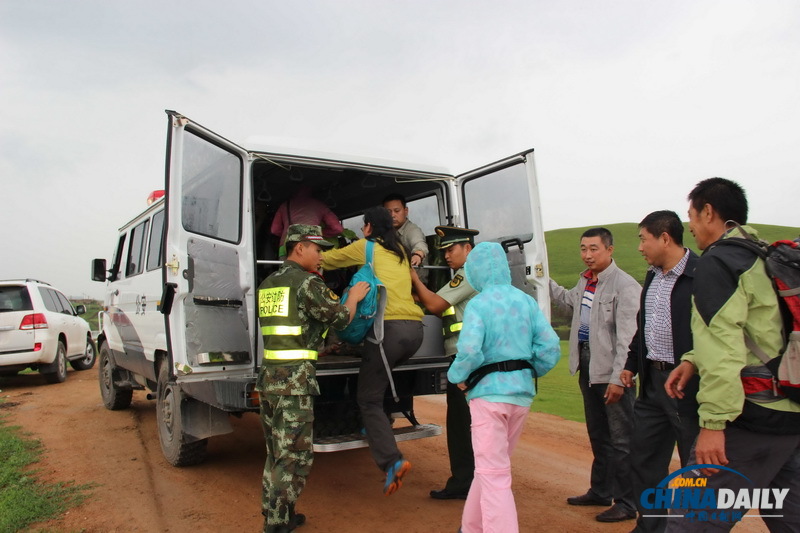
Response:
[631,365,699,533]
[444,360,474,493]
[578,344,636,512]
[357,320,423,471]
[664,426,800,532]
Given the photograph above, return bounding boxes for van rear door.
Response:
[455,150,550,317]
[162,111,254,380]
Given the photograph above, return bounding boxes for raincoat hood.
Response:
[465,241,511,291]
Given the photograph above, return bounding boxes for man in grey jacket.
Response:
[550,227,641,523]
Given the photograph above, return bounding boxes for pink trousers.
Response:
[461,398,529,533]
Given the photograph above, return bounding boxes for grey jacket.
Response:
[550,260,641,387]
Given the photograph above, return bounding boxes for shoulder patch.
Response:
[450,274,464,288]
[328,289,340,301]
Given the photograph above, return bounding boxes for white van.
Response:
[91,110,550,466]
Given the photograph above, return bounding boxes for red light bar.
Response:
[147,190,165,205]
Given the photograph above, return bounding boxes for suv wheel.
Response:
[71,337,97,371]
[99,342,133,410]
[43,341,68,384]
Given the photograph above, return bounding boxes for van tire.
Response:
[99,342,133,410]
[71,336,97,371]
[156,362,207,466]
[44,341,68,384]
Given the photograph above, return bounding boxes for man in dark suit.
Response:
[621,210,700,533]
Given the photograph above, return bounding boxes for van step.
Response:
[313,423,442,452]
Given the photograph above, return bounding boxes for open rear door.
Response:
[455,150,550,318]
[162,111,254,382]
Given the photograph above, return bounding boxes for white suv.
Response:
[0,279,96,383]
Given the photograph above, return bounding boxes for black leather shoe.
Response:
[566,491,612,506]
[430,488,469,500]
[596,505,636,523]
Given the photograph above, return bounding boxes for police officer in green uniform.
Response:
[410,225,480,500]
[257,224,369,533]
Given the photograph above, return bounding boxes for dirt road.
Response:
[1,369,767,533]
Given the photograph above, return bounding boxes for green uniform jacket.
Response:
[683,226,800,434]
[438,267,478,356]
[256,260,350,396]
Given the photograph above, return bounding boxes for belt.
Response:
[649,360,675,371]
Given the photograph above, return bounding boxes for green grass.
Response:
[531,341,585,422]
[70,299,103,332]
[0,408,91,532]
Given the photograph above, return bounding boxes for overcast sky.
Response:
[1,0,798,299]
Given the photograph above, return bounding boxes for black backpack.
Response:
[717,229,800,403]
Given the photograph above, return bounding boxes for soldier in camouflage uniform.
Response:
[257,224,369,533]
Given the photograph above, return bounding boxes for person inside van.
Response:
[382,193,428,268]
[320,206,424,495]
[271,185,345,258]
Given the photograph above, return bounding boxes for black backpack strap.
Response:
[714,236,768,259]
[464,359,536,391]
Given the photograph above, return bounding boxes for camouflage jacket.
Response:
[256,260,350,396]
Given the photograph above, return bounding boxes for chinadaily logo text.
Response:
[641,465,788,525]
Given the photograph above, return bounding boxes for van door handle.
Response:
[165,255,180,275]
[500,238,524,253]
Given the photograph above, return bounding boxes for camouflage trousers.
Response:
[259,392,314,531]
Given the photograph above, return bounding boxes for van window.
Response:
[109,234,126,282]
[147,210,165,271]
[341,214,363,238]
[126,219,150,278]
[462,163,533,243]
[340,194,442,239]
[405,194,441,237]
[181,131,242,243]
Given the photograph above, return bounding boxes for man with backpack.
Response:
[257,224,369,533]
[665,177,800,531]
[410,225,480,500]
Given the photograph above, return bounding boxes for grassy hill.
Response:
[544,223,800,341]
[546,222,800,287]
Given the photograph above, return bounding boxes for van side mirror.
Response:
[75,304,86,315]
[92,259,107,282]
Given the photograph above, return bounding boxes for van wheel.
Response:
[43,341,68,384]
[71,337,97,371]
[156,362,207,466]
[99,343,133,410]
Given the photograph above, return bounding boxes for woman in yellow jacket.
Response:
[321,206,423,495]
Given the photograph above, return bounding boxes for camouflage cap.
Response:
[285,224,335,248]
[435,225,479,249]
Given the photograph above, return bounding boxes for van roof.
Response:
[244,137,452,178]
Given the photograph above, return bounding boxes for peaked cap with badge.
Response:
[285,224,335,248]
[435,225,479,249]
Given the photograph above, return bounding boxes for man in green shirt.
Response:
[410,225,480,500]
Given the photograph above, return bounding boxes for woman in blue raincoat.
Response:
[448,242,561,533]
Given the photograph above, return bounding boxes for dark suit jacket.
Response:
[624,250,700,416]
